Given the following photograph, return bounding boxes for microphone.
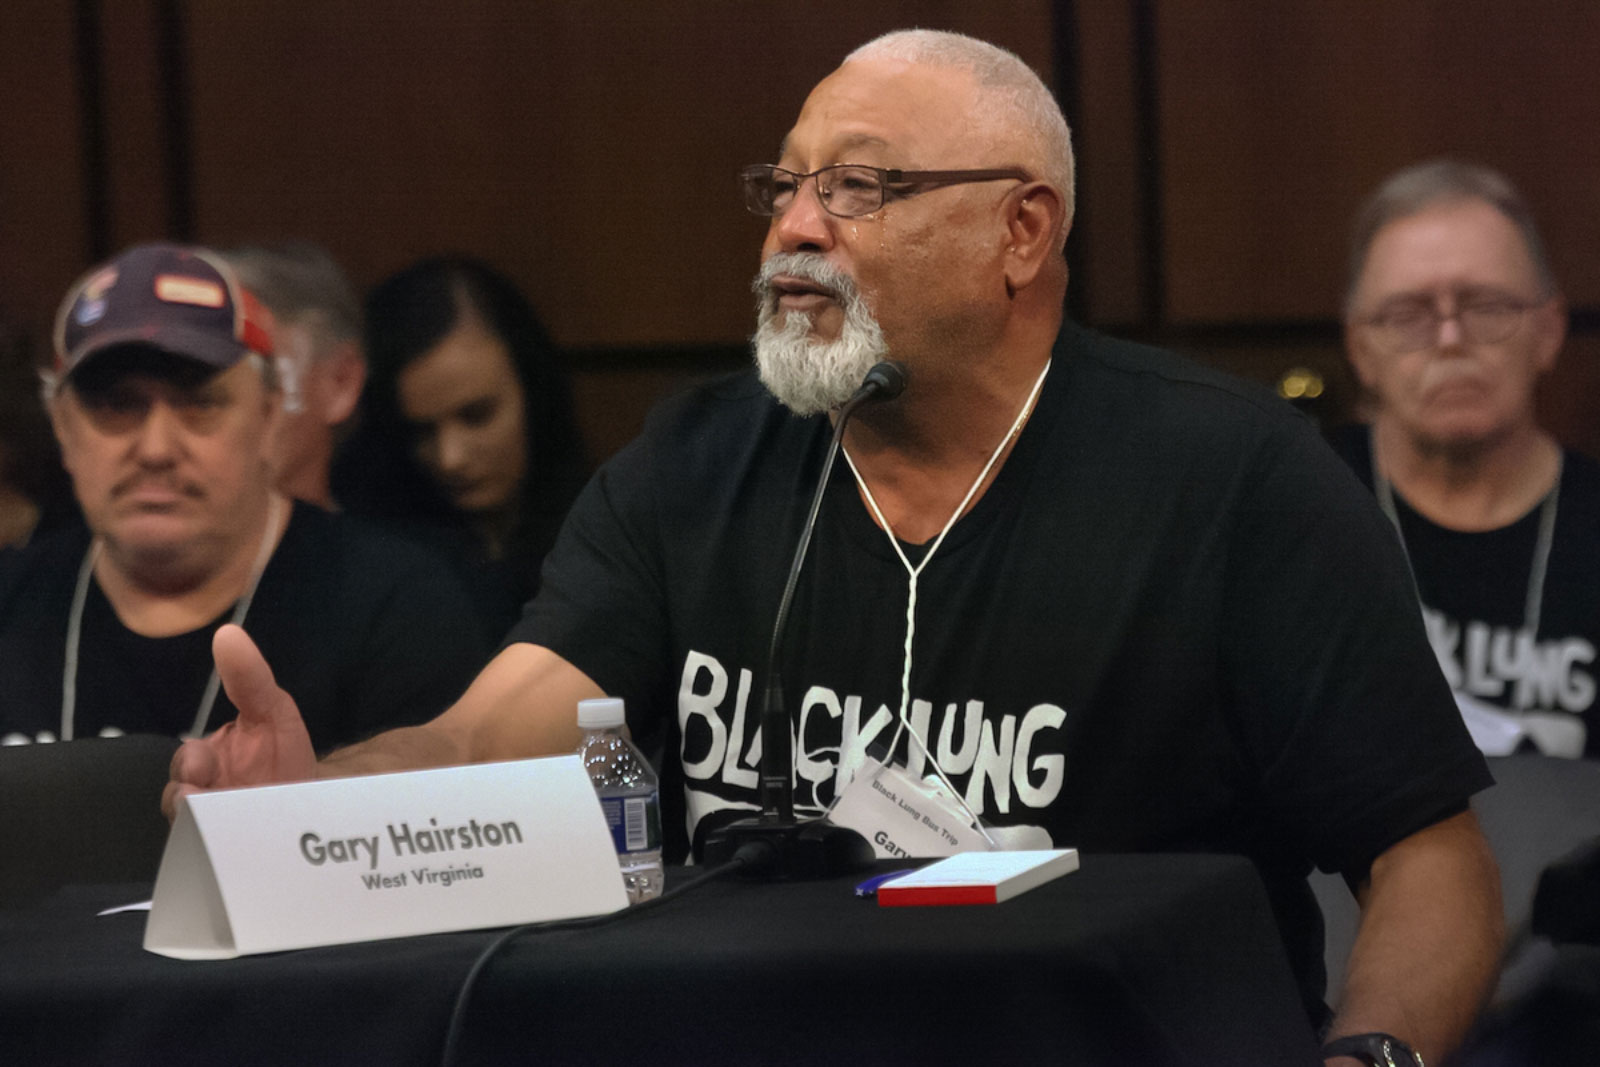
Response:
[701,361,906,877]
[856,360,907,402]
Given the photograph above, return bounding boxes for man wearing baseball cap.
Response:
[0,242,488,749]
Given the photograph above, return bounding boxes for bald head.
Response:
[844,29,1074,237]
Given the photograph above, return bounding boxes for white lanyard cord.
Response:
[1370,426,1560,638]
[61,493,283,742]
[842,359,1050,836]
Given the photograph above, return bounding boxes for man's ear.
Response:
[45,387,76,474]
[317,342,367,427]
[259,369,287,452]
[1002,182,1068,295]
[1531,294,1567,375]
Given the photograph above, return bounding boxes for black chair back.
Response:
[0,734,178,904]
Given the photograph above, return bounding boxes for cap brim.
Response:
[63,324,252,379]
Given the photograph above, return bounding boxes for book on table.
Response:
[876,849,1079,907]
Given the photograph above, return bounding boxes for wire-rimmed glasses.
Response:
[1357,291,1542,354]
[740,163,1030,219]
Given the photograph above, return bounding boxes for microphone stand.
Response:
[702,362,906,878]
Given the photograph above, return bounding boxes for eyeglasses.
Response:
[740,163,1030,219]
[1357,291,1541,354]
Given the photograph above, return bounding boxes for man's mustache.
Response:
[111,473,204,499]
[753,253,858,307]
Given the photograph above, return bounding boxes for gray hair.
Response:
[222,241,362,356]
[845,29,1075,239]
[1345,159,1557,314]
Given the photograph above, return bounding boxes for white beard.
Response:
[752,253,888,416]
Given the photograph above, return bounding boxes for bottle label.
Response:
[599,792,661,855]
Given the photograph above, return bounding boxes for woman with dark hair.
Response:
[333,257,589,640]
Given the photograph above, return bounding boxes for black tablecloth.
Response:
[0,854,1320,1065]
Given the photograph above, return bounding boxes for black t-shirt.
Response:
[1329,425,1600,757]
[512,323,1490,1016]
[0,501,489,751]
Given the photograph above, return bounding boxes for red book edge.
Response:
[877,884,1000,907]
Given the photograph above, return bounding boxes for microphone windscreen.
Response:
[862,360,908,400]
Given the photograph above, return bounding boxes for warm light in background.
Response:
[1277,367,1325,401]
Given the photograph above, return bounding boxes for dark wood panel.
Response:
[1538,332,1600,463]
[178,1,1055,351]
[10,2,1599,466]
[0,0,89,347]
[1072,1,1145,325]
[100,0,171,249]
[1157,2,1600,324]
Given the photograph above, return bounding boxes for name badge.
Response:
[827,754,993,860]
[144,756,629,960]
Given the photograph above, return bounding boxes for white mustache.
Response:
[1417,360,1490,394]
[753,253,860,308]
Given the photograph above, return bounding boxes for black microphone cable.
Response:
[437,841,774,1067]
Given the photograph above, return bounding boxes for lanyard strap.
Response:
[1370,426,1560,638]
[842,359,1050,836]
[61,493,282,741]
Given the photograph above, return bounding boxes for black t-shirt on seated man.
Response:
[0,500,488,751]
[511,321,1492,1024]
[1330,425,1600,758]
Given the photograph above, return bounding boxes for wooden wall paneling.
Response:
[176,1,1056,352]
[1155,2,1600,325]
[99,0,174,250]
[1539,331,1600,461]
[168,1,1055,458]
[0,0,90,349]
[1071,1,1146,327]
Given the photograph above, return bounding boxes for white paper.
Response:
[827,755,993,859]
[880,849,1077,888]
[97,901,153,916]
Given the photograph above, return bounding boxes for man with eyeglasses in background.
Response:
[170,31,1501,1065]
[1333,160,1600,761]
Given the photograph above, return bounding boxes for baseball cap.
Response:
[52,242,274,381]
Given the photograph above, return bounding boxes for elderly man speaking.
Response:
[167,32,1500,1065]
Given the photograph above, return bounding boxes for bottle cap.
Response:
[577,697,626,729]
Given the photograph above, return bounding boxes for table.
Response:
[0,854,1321,1065]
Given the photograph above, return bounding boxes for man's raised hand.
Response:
[162,624,317,820]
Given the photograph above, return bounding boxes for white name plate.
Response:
[144,756,629,960]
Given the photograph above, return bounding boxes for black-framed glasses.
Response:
[1357,291,1542,354]
[740,163,1030,219]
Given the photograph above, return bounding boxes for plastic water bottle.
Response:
[577,697,663,903]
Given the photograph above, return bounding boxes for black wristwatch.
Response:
[1321,1033,1425,1067]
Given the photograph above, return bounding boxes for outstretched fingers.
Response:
[162,625,317,820]
[213,623,291,728]
[212,623,318,783]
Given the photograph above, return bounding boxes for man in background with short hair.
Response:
[1334,159,1600,760]
[222,242,367,509]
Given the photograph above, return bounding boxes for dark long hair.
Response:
[333,257,588,614]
